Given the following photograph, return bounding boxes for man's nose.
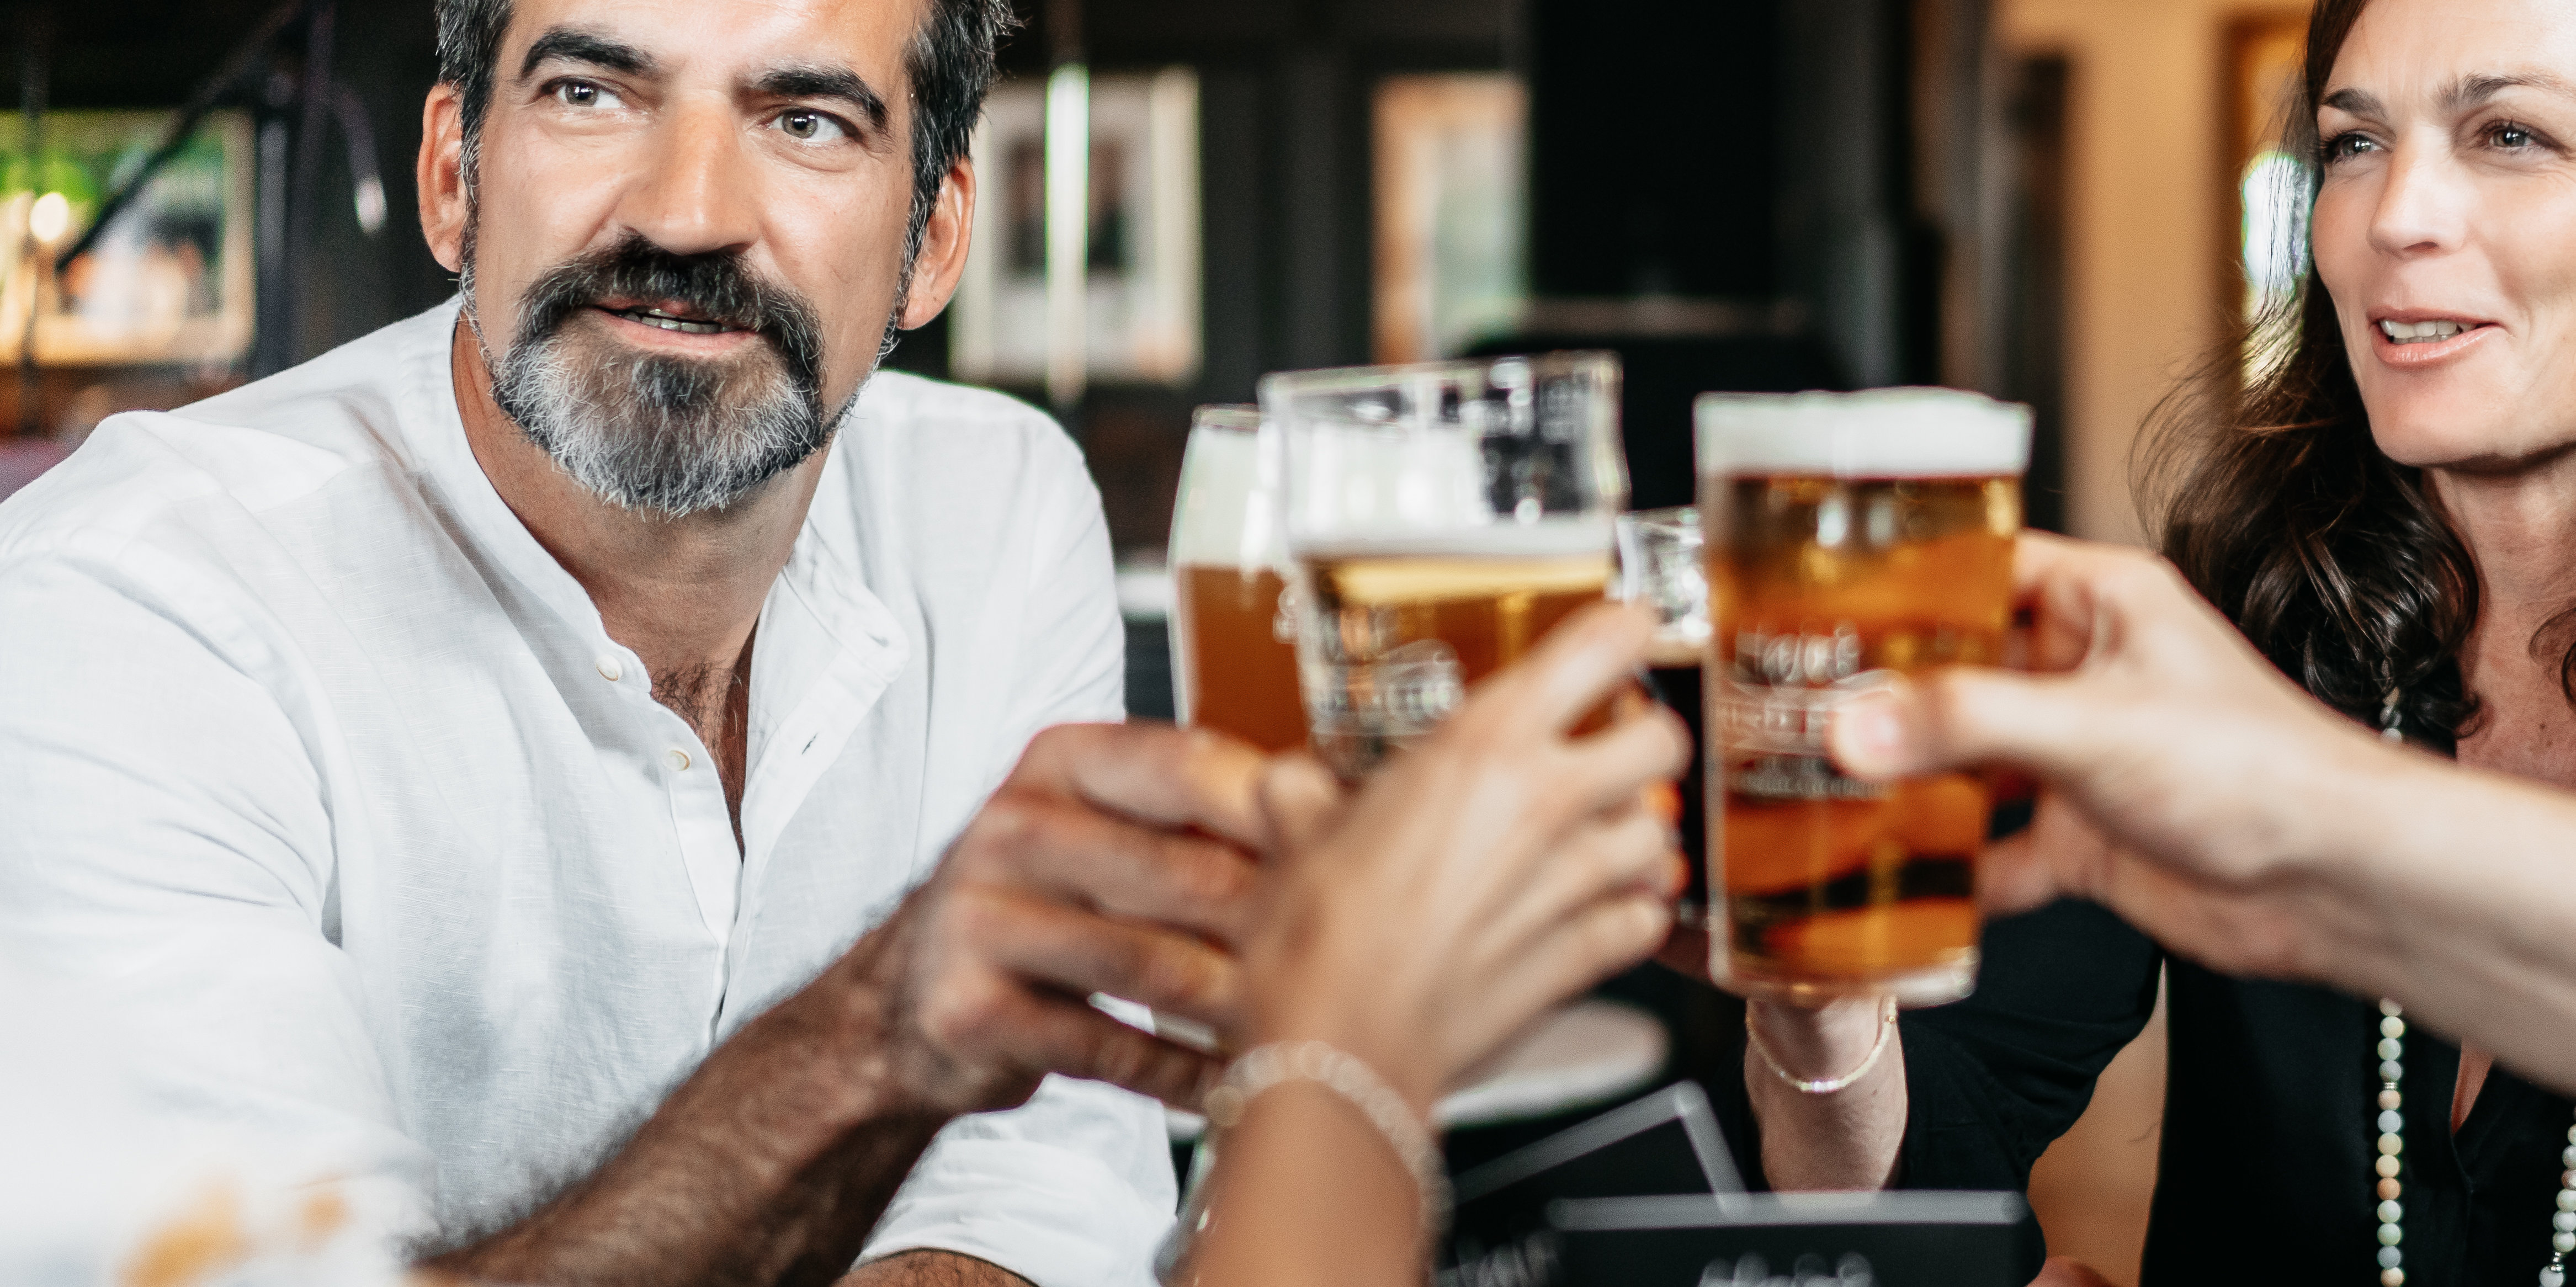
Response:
[617,97,761,258]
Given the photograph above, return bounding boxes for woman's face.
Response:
[2312,0,2576,472]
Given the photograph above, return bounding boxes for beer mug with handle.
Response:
[1167,405,1310,752]
[1261,353,1628,780]
[1697,389,2031,1006]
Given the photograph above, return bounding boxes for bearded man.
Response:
[0,2,1258,1284]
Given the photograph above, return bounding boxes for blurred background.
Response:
[0,0,2319,1279]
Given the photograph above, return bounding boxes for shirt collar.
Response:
[395,296,913,866]
[395,299,624,656]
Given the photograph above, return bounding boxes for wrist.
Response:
[794,940,960,1132]
[1246,945,1442,1121]
[2289,735,2519,995]
[1746,996,1896,1088]
[2233,698,2431,888]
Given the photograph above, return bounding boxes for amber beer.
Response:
[1168,407,1310,752]
[1173,565,1307,751]
[1296,528,1611,780]
[1265,352,1627,778]
[1698,390,2031,1004]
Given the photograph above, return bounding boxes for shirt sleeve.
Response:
[858,423,1173,1286]
[1890,899,2163,1193]
[858,1074,1178,1286]
[0,549,438,1243]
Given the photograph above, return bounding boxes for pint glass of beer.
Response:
[1262,353,1627,780]
[1697,389,2031,1004]
[1167,405,1310,752]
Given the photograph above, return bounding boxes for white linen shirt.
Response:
[0,300,1174,1285]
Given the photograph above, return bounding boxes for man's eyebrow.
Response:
[754,65,891,134]
[2445,72,2576,111]
[2322,87,2385,119]
[518,26,656,82]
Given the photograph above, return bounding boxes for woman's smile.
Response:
[2365,309,2501,368]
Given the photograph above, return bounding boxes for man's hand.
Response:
[834,721,1273,1115]
[434,722,1277,1287]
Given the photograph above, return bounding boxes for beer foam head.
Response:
[1695,388,2032,478]
[1169,413,1283,568]
[1297,514,1616,562]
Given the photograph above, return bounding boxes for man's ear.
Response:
[897,157,976,329]
[418,84,470,275]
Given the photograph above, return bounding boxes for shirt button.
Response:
[596,656,624,683]
[666,748,692,772]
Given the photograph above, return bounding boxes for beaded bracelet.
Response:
[1208,1041,1452,1228]
[1156,1040,1451,1284]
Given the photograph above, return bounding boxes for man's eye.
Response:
[2323,131,2376,163]
[553,80,620,110]
[2494,124,2537,149]
[777,110,848,143]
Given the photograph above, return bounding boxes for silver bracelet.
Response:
[1745,996,1899,1094]
[1156,1040,1450,1283]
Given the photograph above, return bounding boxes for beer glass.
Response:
[1616,506,1708,667]
[1167,405,1310,752]
[1262,353,1627,780]
[1697,389,2031,1005]
[1615,506,1712,916]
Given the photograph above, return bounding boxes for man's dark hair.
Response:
[434,0,1018,257]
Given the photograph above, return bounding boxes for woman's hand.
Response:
[1826,532,2403,981]
[1236,603,1691,1114]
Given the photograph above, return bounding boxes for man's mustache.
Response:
[512,233,826,391]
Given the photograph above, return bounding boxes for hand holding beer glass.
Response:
[1260,354,1628,779]
[1698,389,2031,1006]
[1169,405,1310,752]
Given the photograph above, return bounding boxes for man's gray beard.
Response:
[487,317,835,518]
[458,221,901,520]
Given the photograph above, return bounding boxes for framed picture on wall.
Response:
[1,109,256,368]
[948,70,1201,389]
[1371,74,1527,366]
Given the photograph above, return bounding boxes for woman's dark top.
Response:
[1709,902,2576,1286]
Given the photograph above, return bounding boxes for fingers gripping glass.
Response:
[1260,353,1629,780]
[1696,389,2031,1007]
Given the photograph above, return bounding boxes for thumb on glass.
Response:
[1825,667,2093,783]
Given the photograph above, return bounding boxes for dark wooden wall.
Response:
[954,0,1513,554]
[8,1,1991,556]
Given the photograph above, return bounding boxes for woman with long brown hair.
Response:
[1731,0,2576,1282]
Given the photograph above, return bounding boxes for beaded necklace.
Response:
[2367,690,2576,1287]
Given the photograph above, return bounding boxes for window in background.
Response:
[949,70,1201,393]
[2,110,253,369]
[2229,15,2313,332]
[1371,75,1527,366]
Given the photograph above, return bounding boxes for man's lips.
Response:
[589,300,747,337]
